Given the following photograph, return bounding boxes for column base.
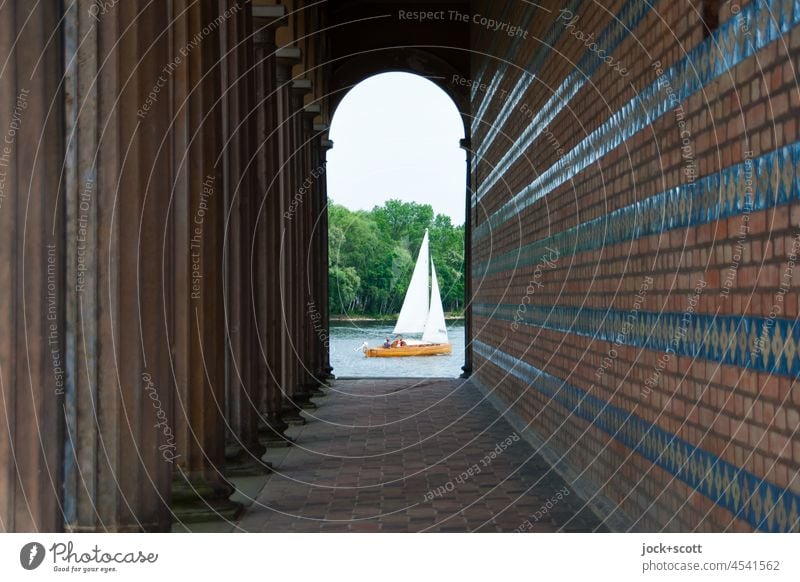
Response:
[259,432,294,447]
[282,393,311,421]
[171,497,243,524]
[259,413,294,447]
[298,399,317,410]
[224,443,273,477]
[281,404,307,425]
[291,387,317,410]
[65,522,169,533]
[307,380,328,397]
[171,474,243,524]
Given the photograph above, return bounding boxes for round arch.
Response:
[324,68,472,377]
[329,48,471,138]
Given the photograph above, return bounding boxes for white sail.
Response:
[393,230,430,334]
[422,259,449,344]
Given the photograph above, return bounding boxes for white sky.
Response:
[327,72,466,225]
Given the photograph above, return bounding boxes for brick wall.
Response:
[469,0,800,532]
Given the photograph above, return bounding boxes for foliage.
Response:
[328,199,464,316]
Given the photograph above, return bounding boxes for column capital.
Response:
[275,46,302,82]
[253,3,285,44]
[252,4,286,20]
[292,78,313,95]
[276,46,302,66]
[303,103,321,120]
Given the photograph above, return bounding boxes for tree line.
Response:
[328,199,464,317]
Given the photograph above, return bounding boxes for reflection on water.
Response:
[329,320,465,378]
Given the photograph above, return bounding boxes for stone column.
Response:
[252,10,292,447]
[460,137,473,378]
[319,138,335,379]
[0,0,64,532]
[304,116,321,390]
[169,0,241,522]
[290,87,319,406]
[275,48,307,425]
[60,0,174,531]
[220,0,270,477]
[302,109,326,396]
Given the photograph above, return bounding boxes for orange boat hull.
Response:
[365,343,452,358]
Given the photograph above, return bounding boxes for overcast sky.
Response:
[327,72,466,225]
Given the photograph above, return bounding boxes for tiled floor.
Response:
[197,378,607,532]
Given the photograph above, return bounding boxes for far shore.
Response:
[330,314,464,323]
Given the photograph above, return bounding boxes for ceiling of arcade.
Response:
[253,0,471,132]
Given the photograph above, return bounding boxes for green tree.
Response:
[328,265,360,311]
[373,199,433,249]
[328,199,464,317]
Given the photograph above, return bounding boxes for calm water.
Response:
[329,320,465,378]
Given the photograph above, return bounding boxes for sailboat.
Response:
[363,229,452,358]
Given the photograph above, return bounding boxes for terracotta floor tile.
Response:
[235,378,608,533]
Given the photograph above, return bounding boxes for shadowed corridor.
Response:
[178,378,607,533]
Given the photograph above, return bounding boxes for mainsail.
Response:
[393,230,430,334]
[393,229,449,344]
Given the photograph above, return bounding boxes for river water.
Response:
[329,320,465,378]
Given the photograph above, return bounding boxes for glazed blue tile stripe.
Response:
[471,4,539,132]
[473,0,798,241]
[473,0,583,160]
[473,300,800,377]
[474,139,799,277]
[474,0,649,202]
[473,340,800,532]
[470,2,514,103]
[472,0,560,150]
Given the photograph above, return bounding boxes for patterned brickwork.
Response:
[233,379,606,532]
[469,0,800,531]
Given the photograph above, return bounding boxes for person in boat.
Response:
[383,337,391,348]
[399,336,407,347]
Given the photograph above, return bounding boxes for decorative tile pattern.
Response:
[474,341,800,532]
[471,3,538,131]
[474,300,800,377]
[469,2,514,104]
[473,0,798,241]
[475,140,798,276]
[473,0,584,163]
[475,0,650,203]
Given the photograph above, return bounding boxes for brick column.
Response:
[275,48,307,425]
[0,0,64,532]
[60,0,174,531]
[169,0,241,522]
[253,11,292,447]
[305,116,322,389]
[319,138,335,379]
[291,85,319,406]
[220,0,271,477]
[302,110,327,396]
[460,137,473,378]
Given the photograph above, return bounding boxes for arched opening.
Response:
[325,72,467,378]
